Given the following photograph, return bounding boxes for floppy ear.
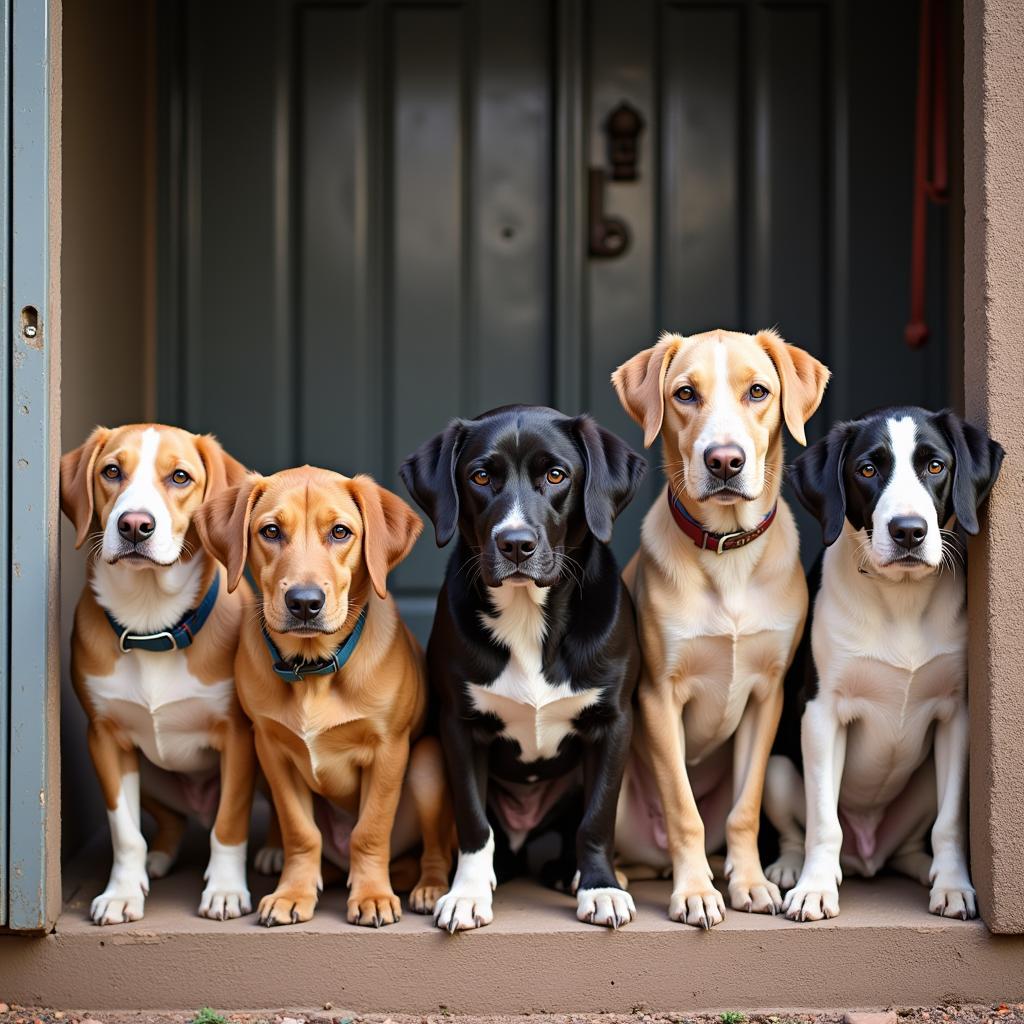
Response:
[194,475,265,592]
[611,333,682,448]
[399,420,466,547]
[755,329,830,446]
[195,433,250,501]
[789,423,852,546]
[571,415,648,544]
[350,476,423,599]
[930,410,1005,535]
[60,426,111,549]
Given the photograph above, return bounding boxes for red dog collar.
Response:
[667,487,777,554]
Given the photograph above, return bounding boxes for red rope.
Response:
[905,0,949,349]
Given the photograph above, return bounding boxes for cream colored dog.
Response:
[611,328,829,927]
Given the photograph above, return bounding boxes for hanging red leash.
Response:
[905,0,949,349]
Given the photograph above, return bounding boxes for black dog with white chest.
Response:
[764,406,1003,921]
[401,405,646,931]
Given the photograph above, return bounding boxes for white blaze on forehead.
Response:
[871,415,942,565]
[692,342,757,481]
[101,427,182,564]
[491,499,528,538]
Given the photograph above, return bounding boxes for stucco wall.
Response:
[963,0,1024,934]
[59,0,154,860]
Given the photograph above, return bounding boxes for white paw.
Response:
[91,875,148,926]
[576,887,636,928]
[783,866,841,921]
[253,844,284,876]
[433,889,494,932]
[668,876,726,929]
[199,835,251,920]
[199,885,253,920]
[929,878,977,920]
[765,851,803,891]
[146,850,175,879]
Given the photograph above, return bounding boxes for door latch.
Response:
[588,101,645,259]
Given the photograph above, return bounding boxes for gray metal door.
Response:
[159,0,950,632]
[3,0,57,931]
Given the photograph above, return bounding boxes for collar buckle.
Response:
[714,530,744,554]
[119,628,176,654]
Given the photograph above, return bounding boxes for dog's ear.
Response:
[755,329,830,446]
[611,333,682,448]
[60,426,111,549]
[930,410,1004,535]
[789,423,852,546]
[195,433,250,501]
[194,474,265,593]
[349,476,423,599]
[399,420,466,547]
[571,415,647,544]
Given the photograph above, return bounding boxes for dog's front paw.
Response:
[728,872,783,915]
[253,844,284,876]
[347,887,402,927]
[433,888,494,932]
[408,877,448,915]
[199,837,251,920]
[257,886,318,926]
[668,877,726,929]
[765,851,804,891]
[91,874,149,926]
[576,887,636,929]
[199,882,252,921]
[929,879,977,920]
[783,869,840,921]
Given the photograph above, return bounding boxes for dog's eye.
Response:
[259,524,281,541]
[674,385,697,404]
[927,459,945,476]
[546,467,567,485]
[748,384,769,402]
[331,524,352,541]
[170,469,192,486]
[858,464,877,479]
[101,463,121,481]
[470,469,490,486]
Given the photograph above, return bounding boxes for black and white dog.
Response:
[764,407,1003,921]
[401,405,645,931]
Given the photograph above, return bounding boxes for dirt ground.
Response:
[2,1005,1024,1024]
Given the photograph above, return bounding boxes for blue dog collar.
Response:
[261,606,368,683]
[106,572,221,653]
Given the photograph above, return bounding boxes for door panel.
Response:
[160,0,951,633]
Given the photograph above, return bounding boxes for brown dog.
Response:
[196,466,452,927]
[611,329,829,927]
[61,424,255,924]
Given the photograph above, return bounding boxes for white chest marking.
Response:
[467,584,601,763]
[85,651,233,773]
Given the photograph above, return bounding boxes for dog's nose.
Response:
[117,510,156,544]
[285,586,325,622]
[496,527,538,566]
[704,444,746,481]
[888,515,928,551]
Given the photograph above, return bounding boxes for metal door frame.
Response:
[3,0,58,932]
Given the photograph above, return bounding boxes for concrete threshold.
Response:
[2,859,1023,1014]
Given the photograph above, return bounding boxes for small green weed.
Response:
[191,1010,229,1024]
[720,1013,747,1024]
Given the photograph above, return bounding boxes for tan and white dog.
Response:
[611,328,829,927]
[61,424,255,925]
